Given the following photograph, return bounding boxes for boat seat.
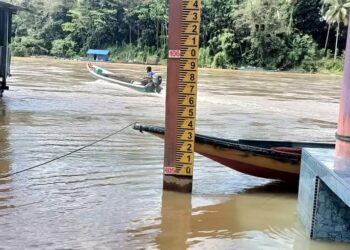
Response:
[271,147,302,156]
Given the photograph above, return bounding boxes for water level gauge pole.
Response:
[163,0,201,193]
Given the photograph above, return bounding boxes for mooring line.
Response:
[0,122,137,179]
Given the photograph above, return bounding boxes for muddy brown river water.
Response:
[0,57,349,249]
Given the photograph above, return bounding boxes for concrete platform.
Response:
[298,148,350,243]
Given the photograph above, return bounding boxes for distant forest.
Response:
[5,0,350,72]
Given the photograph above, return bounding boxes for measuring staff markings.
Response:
[172,0,201,176]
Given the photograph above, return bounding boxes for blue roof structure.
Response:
[87,49,109,55]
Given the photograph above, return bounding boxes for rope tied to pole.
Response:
[0,122,137,179]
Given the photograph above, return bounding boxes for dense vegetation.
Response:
[5,0,350,72]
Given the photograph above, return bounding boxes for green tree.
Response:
[294,0,327,46]
[234,0,293,68]
[6,0,350,72]
[51,38,76,57]
[324,0,350,60]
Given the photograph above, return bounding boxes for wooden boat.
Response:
[87,63,163,93]
[133,124,335,182]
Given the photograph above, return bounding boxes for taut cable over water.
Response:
[0,122,137,179]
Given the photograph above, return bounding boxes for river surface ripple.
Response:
[0,58,348,249]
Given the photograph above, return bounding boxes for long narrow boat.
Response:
[133,124,335,182]
[87,63,163,93]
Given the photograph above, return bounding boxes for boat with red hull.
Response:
[133,124,334,182]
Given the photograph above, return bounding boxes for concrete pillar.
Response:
[0,9,10,89]
[336,16,350,158]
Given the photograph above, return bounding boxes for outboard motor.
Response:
[152,75,162,86]
[153,75,162,93]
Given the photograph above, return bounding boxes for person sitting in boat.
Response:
[141,66,155,86]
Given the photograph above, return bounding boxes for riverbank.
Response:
[12,56,344,78]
